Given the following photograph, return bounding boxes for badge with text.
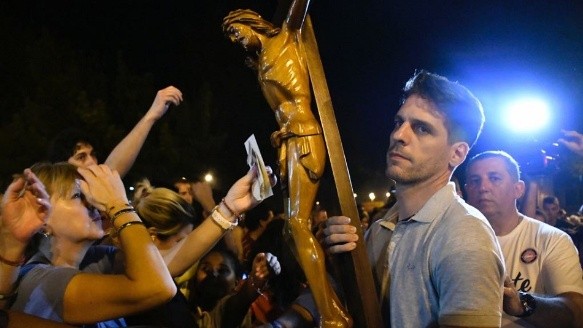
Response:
[245,134,273,201]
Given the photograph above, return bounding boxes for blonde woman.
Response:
[124,187,201,327]
[9,162,268,327]
[8,163,175,326]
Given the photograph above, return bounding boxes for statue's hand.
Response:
[270,130,283,148]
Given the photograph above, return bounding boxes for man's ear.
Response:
[515,180,526,199]
[449,142,469,168]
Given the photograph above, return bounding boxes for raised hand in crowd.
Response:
[558,129,583,157]
[191,181,216,215]
[1,169,51,243]
[248,252,282,292]
[1,169,51,307]
[104,86,183,177]
[224,165,277,217]
[143,85,183,121]
[77,165,129,213]
[159,166,277,278]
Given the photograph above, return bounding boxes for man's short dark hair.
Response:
[466,150,521,182]
[542,195,559,206]
[46,128,99,163]
[402,70,485,149]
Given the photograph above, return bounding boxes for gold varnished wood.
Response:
[224,2,351,327]
[301,16,383,328]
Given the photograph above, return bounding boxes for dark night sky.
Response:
[2,0,583,208]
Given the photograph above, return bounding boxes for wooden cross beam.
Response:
[272,1,383,327]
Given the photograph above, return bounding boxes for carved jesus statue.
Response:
[223,1,351,327]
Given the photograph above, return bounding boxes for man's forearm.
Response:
[0,235,26,308]
[521,292,583,328]
[104,115,156,177]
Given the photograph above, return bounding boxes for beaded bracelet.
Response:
[0,253,25,267]
[107,203,131,216]
[221,198,244,221]
[116,221,145,235]
[210,205,238,231]
[110,207,136,225]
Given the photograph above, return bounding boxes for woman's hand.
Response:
[223,165,277,215]
[77,165,129,212]
[1,169,51,244]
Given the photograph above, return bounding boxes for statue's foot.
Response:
[319,314,353,328]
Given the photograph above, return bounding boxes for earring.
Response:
[39,223,51,238]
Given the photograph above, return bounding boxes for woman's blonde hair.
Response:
[26,162,81,259]
[30,162,80,200]
[135,188,199,240]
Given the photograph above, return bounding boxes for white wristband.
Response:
[211,206,238,230]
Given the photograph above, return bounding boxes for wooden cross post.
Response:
[273,2,383,327]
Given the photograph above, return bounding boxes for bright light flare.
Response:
[503,98,550,133]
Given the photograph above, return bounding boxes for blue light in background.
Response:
[503,97,551,133]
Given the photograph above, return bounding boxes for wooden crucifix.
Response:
[223,1,382,327]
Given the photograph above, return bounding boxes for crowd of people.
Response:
[1,65,583,328]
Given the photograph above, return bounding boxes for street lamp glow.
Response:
[204,173,213,183]
[369,192,376,202]
[386,192,391,198]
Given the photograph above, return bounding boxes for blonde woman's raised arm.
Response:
[166,166,275,277]
[62,165,176,324]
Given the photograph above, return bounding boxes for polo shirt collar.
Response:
[378,182,456,228]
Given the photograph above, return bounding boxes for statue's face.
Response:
[227,23,261,51]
